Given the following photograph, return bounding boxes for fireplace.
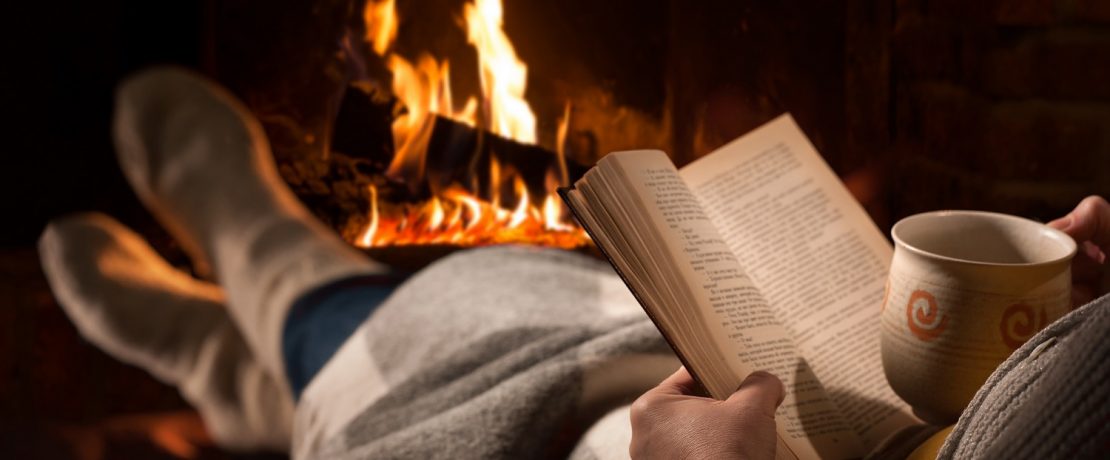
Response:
[196,0,860,261]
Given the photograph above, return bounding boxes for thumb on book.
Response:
[726,371,785,417]
[649,366,701,397]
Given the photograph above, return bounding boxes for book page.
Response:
[679,115,918,450]
[581,151,865,459]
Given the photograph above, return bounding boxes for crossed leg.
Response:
[39,67,390,451]
[39,213,294,450]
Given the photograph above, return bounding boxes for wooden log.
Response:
[330,84,589,205]
[330,85,395,166]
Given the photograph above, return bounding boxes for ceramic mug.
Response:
[881,211,1076,423]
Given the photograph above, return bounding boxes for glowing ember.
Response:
[356,0,586,249]
[358,178,586,248]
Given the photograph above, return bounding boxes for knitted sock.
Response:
[111,67,387,386]
[38,213,294,451]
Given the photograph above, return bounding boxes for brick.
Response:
[895,82,1110,182]
[981,43,1037,97]
[903,0,996,22]
[995,0,1056,26]
[981,30,1110,100]
[888,152,984,218]
[892,12,997,85]
[896,82,988,165]
[903,0,1110,31]
[892,15,963,80]
[888,148,1105,223]
[1061,0,1110,24]
[986,179,1103,221]
[977,101,1110,180]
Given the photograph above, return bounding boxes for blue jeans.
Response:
[281,274,404,399]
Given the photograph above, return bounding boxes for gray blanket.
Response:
[304,247,677,459]
[299,246,1109,459]
[939,290,1110,459]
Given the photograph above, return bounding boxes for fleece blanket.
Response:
[291,246,1109,459]
[292,246,680,459]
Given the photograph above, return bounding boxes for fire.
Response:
[385,54,477,180]
[358,184,380,247]
[363,0,397,56]
[464,0,537,144]
[357,0,586,249]
[358,173,585,248]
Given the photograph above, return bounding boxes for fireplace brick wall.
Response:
[661,0,1109,231]
[884,0,1110,224]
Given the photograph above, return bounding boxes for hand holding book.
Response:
[630,367,785,460]
[561,115,919,459]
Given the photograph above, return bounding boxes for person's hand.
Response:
[1048,195,1110,307]
[629,367,784,460]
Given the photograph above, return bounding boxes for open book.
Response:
[560,115,919,459]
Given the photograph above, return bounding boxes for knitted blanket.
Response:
[939,291,1109,459]
[292,246,679,459]
[291,246,1109,459]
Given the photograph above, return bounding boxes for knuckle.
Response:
[630,394,667,427]
[629,395,654,422]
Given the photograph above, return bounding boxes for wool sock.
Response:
[38,213,295,451]
[111,67,387,387]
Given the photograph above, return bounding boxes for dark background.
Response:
[3,0,1109,458]
[1,1,201,248]
[0,2,212,457]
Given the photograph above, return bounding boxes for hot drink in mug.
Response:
[881,211,1075,423]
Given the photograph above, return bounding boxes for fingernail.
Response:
[744,371,786,406]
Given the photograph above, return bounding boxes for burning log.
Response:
[328,85,591,251]
[321,0,591,253]
[331,85,588,204]
[425,116,589,204]
[330,84,395,168]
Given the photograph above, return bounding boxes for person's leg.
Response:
[111,67,389,391]
[38,213,294,451]
[282,275,403,398]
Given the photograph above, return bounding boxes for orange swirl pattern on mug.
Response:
[999,303,1047,350]
[906,290,947,341]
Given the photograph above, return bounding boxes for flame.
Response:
[464,0,537,144]
[359,184,380,247]
[386,54,479,180]
[555,102,571,185]
[356,0,586,249]
[357,174,586,248]
[364,0,398,56]
[508,176,530,228]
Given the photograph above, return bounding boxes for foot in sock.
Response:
[111,67,387,383]
[39,212,294,451]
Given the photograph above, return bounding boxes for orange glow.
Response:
[364,0,398,56]
[357,176,586,248]
[359,184,380,247]
[464,0,537,144]
[555,102,571,185]
[386,54,478,181]
[357,0,586,249]
[508,176,530,228]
